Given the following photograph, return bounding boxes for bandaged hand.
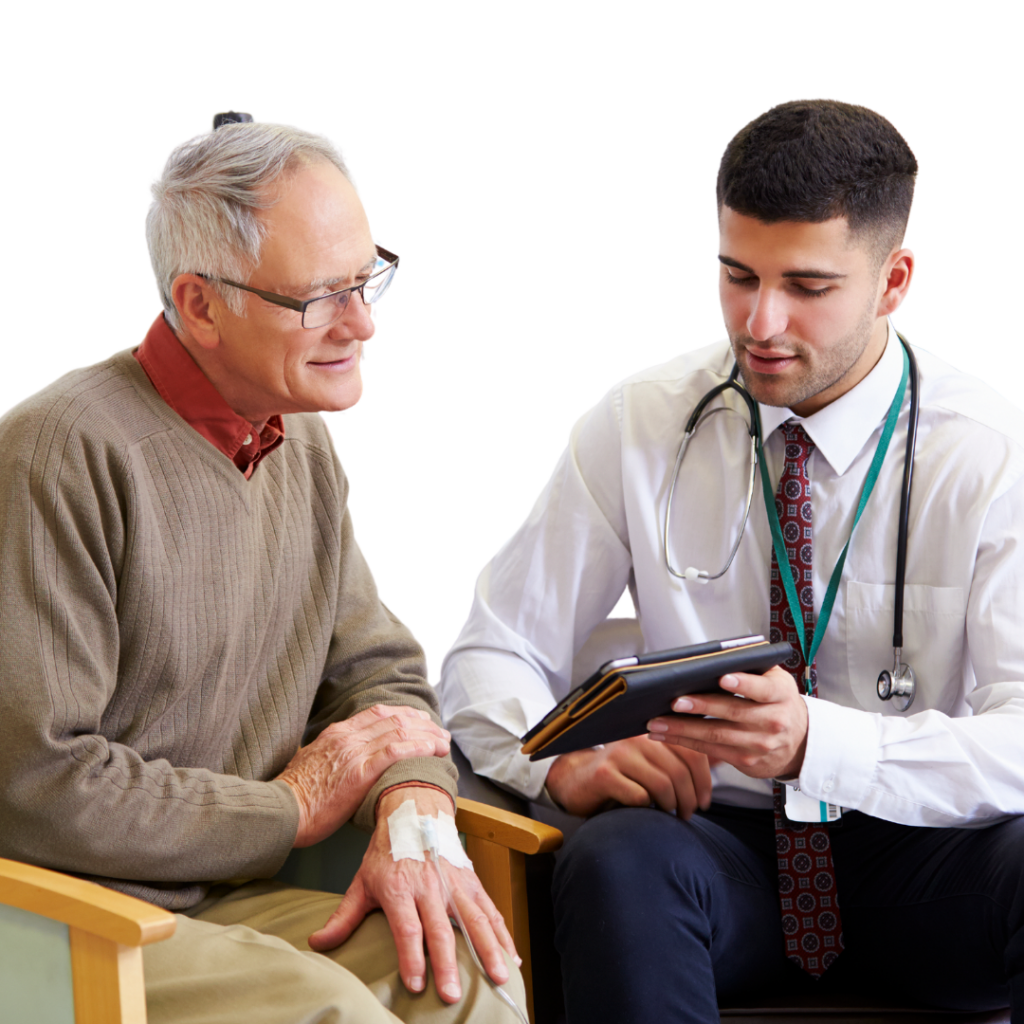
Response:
[545,734,713,818]
[308,786,520,1004]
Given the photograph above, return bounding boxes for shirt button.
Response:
[244,434,252,445]
[822,780,834,793]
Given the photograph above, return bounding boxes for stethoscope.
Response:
[662,333,921,711]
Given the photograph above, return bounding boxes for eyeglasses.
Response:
[207,245,399,329]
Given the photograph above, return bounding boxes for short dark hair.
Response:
[717,100,918,255]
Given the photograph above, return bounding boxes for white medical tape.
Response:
[387,799,473,869]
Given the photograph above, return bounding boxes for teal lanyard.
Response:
[756,345,909,695]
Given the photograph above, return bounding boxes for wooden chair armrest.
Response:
[0,856,176,947]
[455,797,563,855]
[455,798,562,1023]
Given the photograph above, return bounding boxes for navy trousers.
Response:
[552,804,1024,1023]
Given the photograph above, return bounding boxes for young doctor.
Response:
[438,100,1024,1023]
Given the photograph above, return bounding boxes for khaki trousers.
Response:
[143,880,526,1024]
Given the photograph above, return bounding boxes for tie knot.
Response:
[781,420,814,462]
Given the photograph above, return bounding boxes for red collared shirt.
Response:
[134,315,284,478]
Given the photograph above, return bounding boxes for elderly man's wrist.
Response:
[278,773,313,846]
[375,782,456,823]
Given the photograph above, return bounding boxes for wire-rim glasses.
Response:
[207,245,399,329]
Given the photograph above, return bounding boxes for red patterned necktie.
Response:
[769,420,844,977]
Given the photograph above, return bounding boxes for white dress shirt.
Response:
[439,327,1024,827]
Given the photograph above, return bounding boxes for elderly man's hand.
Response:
[308,786,520,1003]
[647,665,809,780]
[544,734,714,818]
[277,705,451,848]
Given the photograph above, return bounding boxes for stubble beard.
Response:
[730,301,878,411]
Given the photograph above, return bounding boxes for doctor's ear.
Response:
[876,249,914,318]
[171,274,223,351]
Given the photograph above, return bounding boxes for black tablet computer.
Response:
[520,635,792,760]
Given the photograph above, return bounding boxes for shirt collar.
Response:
[134,314,285,475]
[757,320,903,476]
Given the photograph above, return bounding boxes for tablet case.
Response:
[520,635,792,760]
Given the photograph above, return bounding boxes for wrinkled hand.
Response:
[308,787,520,1003]
[277,705,450,848]
[544,733,713,818]
[647,665,808,779]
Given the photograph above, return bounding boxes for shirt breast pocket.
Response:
[845,581,966,713]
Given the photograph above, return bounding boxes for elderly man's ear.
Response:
[171,274,223,351]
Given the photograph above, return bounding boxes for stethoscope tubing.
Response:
[892,338,919,651]
[664,369,760,582]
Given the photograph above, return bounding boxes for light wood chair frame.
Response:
[0,856,175,1024]
[0,797,562,1024]
[456,797,562,1023]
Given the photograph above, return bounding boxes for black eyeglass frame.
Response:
[205,245,399,329]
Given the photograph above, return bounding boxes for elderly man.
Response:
[0,120,522,1024]
[440,100,1024,1022]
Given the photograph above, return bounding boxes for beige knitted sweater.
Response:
[0,350,456,910]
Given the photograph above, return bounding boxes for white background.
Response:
[2,2,1019,678]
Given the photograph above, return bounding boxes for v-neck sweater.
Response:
[0,349,455,910]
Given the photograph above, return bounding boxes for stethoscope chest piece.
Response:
[877,656,916,712]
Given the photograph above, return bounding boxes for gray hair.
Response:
[146,122,350,331]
